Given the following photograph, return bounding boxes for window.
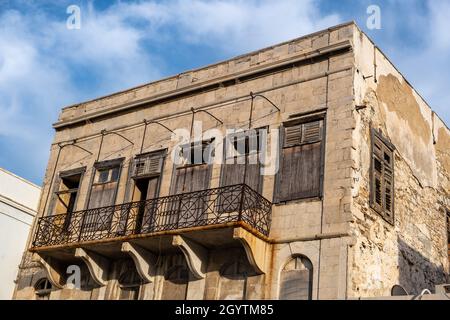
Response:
[279,256,313,300]
[169,140,214,226]
[370,129,395,224]
[218,258,256,300]
[274,118,324,203]
[161,265,190,300]
[53,169,84,216]
[118,261,142,300]
[177,139,215,166]
[83,159,123,232]
[221,129,265,192]
[35,278,53,300]
[131,151,164,179]
[130,151,166,233]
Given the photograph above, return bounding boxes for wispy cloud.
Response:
[0,0,341,184]
[0,0,448,186]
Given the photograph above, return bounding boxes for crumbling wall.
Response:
[349,28,449,297]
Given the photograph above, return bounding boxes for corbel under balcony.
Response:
[121,242,157,283]
[74,248,109,286]
[32,253,66,289]
[233,227,271,275]
[172,235,208,279]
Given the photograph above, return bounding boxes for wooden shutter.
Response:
[88,182,116,208]
[221,159,262,192]
[132,154,163,178]
[85,163,122,231]
[275,119,323,202]
[284,124,302,147]
[371,130,395,224]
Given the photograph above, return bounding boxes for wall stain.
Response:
[436,127,450,174]
[376,74,431,146]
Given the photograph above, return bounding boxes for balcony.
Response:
[32,184,272,249]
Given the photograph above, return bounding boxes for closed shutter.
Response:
[275,119,323,203]
[84,164,122,232]
[220,158,262,192]
[371,130,395,224]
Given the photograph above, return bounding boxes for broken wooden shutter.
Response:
[131,153,163,178]
[275,119,324,202]
[220,130,263,192]
[169,141,213,227]
[84,159,123,231]
[370,130,395,224]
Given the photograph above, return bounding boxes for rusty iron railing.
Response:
[32,184,272,248]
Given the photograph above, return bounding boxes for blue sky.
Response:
[0,0,449,185]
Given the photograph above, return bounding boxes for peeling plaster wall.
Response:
[350,28,449,298]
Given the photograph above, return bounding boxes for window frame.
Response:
[220,127,267,194]
[34,278,53,300]
[85,158,125,210]
[48,167,86,216]
[370,129,395,225]
[273,113,326,204]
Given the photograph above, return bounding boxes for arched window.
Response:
[218,258,255,300]
[161,265,189,300]
[279,256,313,300]
[34,278,53,300]
[118,261,142,300]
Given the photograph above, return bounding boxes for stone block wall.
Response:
[349,27,450,298]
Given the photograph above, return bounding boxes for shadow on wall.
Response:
[397,236,447,295]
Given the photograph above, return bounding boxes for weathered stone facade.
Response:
[13,22,449,300]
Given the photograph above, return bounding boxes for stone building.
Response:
[13,22,449,300]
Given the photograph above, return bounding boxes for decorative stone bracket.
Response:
[121,242,157,283]
[32,253,66,289]
[172,235,208,279]
[233,227,271,274]
[75,248,109,286]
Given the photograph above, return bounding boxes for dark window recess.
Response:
[219,257,256,300]
[169,140,214,226]
[370,130,395,224]
[274,119,324,203]
[221,129,265,192]
[279,256,313,300]
[161,265,189,300]
[219,130,265,212]
[179,139,215,166]
[54,173,82,215]
[118,261,142,300]
[35,278,53,300]
[130,151,165,233]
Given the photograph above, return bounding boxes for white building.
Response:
[0,168,40,299]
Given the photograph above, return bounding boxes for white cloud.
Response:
[0,0,342,184]
[110,0,341,53]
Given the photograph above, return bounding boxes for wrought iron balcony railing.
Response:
[32,184,272,248]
